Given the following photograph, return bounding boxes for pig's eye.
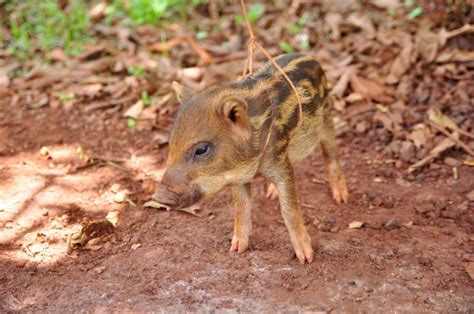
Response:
[193,142,211,158]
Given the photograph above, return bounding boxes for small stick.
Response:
[428,121,474,156]
[239,0,303,125]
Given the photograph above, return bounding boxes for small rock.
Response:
[372,197,383,206]
[457,201,469,212]
[367,221,383,229]
[440,209,458,219]
[466,191,474,201]
[400,141,415,162]
[462,254,474,262]
[384,219,400,230]
[444,157,461,167]
[465,262,474,280]
[382,198,395,208]
[366,190,378,200]
[348,221,364,229]
[389,140,402,156]
[356,121,367,133]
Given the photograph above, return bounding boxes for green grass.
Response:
[4,0,90,58]
[2,0,203,59]
[105,0,202,25]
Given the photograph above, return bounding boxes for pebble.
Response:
[400,141,415,162]
[356,121,368,133]
[384,219,400,230]
[382,198,395,208]
[444,157,461,167]
[466,191,474,201]
[372,196,383,206]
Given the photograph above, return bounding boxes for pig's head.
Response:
[153,82,258,209]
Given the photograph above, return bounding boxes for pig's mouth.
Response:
[152,184,203,210]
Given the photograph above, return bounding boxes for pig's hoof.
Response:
[291,231,314,264]
[265,183,279,200]
[330,177,348,204]
[230,235,249,253]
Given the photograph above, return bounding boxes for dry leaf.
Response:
[349,221,364,229]
[144,200,171,211]
[325,12,342,41]
[428,108,457,130]
[407,124,432,148]
[415,27,439,62]
[370,0,400,9]
[68,219,115,247]
[346,13,376,39]
[331,68,353,98]
[106,211,119,227]
[131,243,141,250]
[408,134,458,173]
[350,72,393,103]
[124,100,144,119]
[386,41,414,84]
[89,2,107,21]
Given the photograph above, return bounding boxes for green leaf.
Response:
[196,31,208,40]
[127,66,145,76]
[407,6,423,19]
[247,3,265,23]
[127,118,137,129]
[58,92,75,101]
[279,42,294,53]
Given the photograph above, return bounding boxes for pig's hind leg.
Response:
[230,183,252,253]
[319,107,348,204]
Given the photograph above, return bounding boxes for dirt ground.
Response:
[1,1,474,312]
[1,92,473,312]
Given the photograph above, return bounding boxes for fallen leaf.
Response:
[68,219,115,247]
[131,243,141,250]
[106,211,119,227]
[89,2,107,21]
[49,48,68,62]
[407,124,432,148]
[349,221,364,229]
[346,13,376,39]
[144,200,171,211]
[428,107,457,130]
[325,12,342,41]
[415,27,439,62]
[408,133,458,173]
[350,72,393,103]
[124,100,144,119]
[40,146,50,156]
[93,266,106,274]
[153,131,169,145]
[386,40,414,84]
[331,68,353,98]
[370,0,400,9]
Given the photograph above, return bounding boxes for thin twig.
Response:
[239,0,303,125]
[256,42,303,124]
[428,121,474,156]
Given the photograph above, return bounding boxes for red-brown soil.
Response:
[1,97,473,312]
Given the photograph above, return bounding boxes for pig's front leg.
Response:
[267,159,314,264]
[230,183,252,253]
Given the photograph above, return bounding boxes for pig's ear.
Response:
[172,81,194,103]
[218,97,251,137]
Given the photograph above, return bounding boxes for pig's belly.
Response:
[287,122,320,164]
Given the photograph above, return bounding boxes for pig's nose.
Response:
[152,185,180,207]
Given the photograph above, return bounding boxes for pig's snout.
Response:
[152,183,203,209]
[152,185,180,208]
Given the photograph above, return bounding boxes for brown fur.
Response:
[153,53,348,264]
